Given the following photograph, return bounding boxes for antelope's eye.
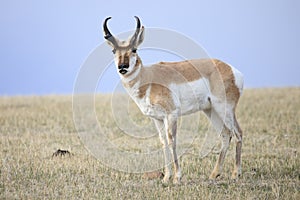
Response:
[132,49,137,53]
[112,49,116,54]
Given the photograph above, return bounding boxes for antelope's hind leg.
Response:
[231,114,243,179]
[204,108,232,180]
[210,127,232,180]
[205,105,243,180]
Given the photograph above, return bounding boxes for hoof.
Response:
[231,167,242,180]
[162,176,170,184]
[231,171,241,180]
[173,177,181,185]
[209,172,220,180]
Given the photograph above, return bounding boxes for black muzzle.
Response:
[118,64,129,75]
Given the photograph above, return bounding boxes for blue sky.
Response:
[0,0,299,95]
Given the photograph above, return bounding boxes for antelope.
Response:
[103,16,244,184]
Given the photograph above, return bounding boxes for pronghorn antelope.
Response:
[103,16,244,184]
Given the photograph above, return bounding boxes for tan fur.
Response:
[124,58,240,108]
[150,83,175,112]
[137,84,149,99]
[214,60,241,104]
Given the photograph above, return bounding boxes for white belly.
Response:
[171,78,211,115]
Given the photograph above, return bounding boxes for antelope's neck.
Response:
[121,56,144,94]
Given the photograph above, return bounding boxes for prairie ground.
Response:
[0,88,299,199]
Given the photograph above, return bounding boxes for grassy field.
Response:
[0,88,299,199]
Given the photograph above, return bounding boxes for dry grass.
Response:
[0,88,299,199]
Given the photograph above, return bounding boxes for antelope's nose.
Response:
[118,64,129,70]
[118,64,129,75]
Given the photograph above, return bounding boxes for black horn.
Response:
[130,16,142,46]
[103,17,118,46]
[134,16,141,29]
[103,17,112,38]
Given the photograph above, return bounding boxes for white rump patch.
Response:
[229,65,244,95]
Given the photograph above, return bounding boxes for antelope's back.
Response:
[150,58,244,103]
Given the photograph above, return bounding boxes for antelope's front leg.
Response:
[165,115,181,184]
[154,119,172,183]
